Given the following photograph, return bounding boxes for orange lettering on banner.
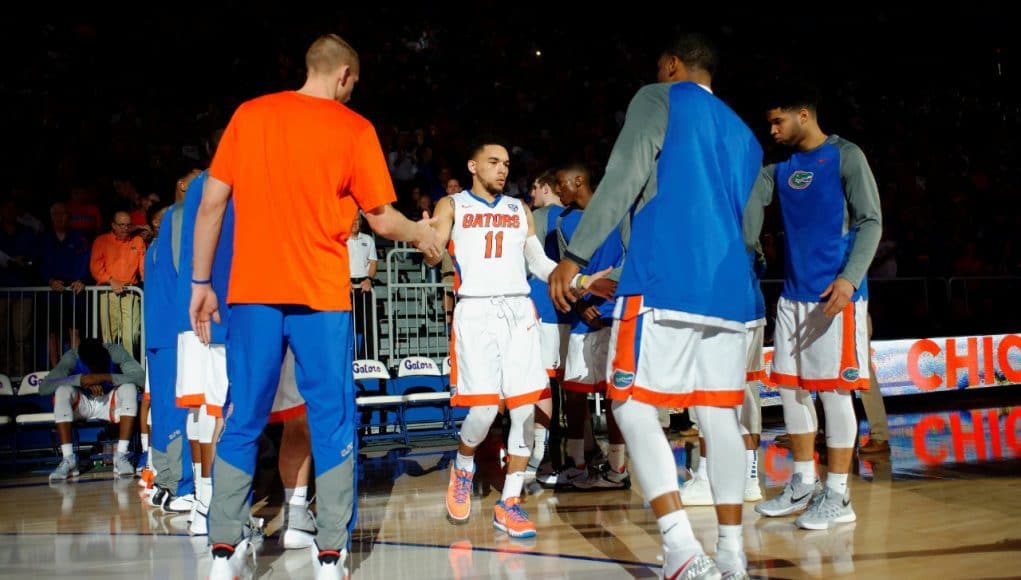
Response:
[907,339,942,390]
[946,337,979,389]
[1007,408,1021,455]
[988,409,1003,459]
[949,411,986,462]
[997,335,1021,383]
[913,415,949,465]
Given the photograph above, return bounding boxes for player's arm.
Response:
[820,140,883,316]
[743,164,775,251]
[362,204,441,263]
[190,174,231,343]
[524,206,609,288]
[416,196,454,267]
[39,349,81,395]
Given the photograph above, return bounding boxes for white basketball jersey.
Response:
[448,190,530,297]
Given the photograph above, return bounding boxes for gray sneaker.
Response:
[49,456,79,481]
[795,486,856,530]
[112,452,134,477]
[661,551,721,580]
[574,465,631,491]
[754,473,820,517]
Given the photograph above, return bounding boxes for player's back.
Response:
[448,190,529,297]
[618,82,762,326]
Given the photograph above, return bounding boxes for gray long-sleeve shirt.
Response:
[744,134,882,299]
[40,343,144,396]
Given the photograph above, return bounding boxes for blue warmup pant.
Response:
[208,305,357,551]
[146,347,194,496]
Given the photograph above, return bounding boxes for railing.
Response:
[383,248,450,370]
[0,286,144,381]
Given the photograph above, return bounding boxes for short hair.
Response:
[467,136,509,161]
[305,34,359,75]
[558,162,592,185]
[534,170,557,188]
[77,338,111,373]
[662,32,719,76]
[765,82,821,115]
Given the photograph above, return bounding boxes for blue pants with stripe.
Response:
[209,305,357,550]
[146,347,194,496]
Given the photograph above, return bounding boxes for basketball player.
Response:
[752,85,881,530]
[428,140,608,538]
[190,34,440,579]
[550,164,630,491]
[549,33,762,579]
[176,166,314,544]
[524,170,568,484]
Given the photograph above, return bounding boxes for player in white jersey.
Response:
[428,141,608,538]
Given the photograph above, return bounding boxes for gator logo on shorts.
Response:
[612,370,635,389]
[788,170,814,190]
[841,367,860,382]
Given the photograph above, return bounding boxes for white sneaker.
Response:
[189,502,208,536]
[282,503,317,549]
[310,542,348,580]
[49,456,79,481]
[661,549,721,580]
[208,538,256,580]
[165,493,196,513]
[680,476,714,507]
[112,452,134,477]
[743,476,763,502]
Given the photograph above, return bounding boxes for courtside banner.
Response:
[757,333,1021,406]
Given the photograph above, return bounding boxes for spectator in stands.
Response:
[40,202,91,367]
[0,199,37,378]
[348,213,378,359]
[68,186,102,239]
[41,337,143,481]
[89,211,146,356]
[445,178,462,195]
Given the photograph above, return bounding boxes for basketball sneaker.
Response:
[446,465,474,524]
[575,464,631,490]
[49,455,79,481]
[680,476,713,506]
[794,487,856,530]
[754,473,820,517]
[282,502,317,549]
[661,550,721,580]
[112,452,134,477]
[208,539,256,580]
[493,497,536,538]
[310,541,348,580]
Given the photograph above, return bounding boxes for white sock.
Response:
[746,449,757,479]
[607,444,627,473]
[794,460,816,485]
[285,485,308,506]
[502,470,525,502]
[717,524,743,553]
[716,524,747,574]
[567,439,586,468]
[695,455,709,480]
[116,440,129,454]
[140,434,149,453]
[455,452,474,472]
[826,472,848,495]
[193,462,202,481]
[658,510,701,554]
[61,443,74,459]
[527,427,547,473]
[199,476,212,505]
[146,449,154,469]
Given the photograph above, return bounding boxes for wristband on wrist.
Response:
[192,278,211,285]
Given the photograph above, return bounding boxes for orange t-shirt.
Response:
[210,92,397,311]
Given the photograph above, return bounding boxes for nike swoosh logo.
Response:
[664,555,692,580]
[792,492,811,502]
[843,498,851,507]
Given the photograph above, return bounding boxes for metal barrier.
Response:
[384,248,450,370]
[0,286,144,381]
[351,285,380,361]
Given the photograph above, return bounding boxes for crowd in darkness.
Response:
[2,5,1019,340]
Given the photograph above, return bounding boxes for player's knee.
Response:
[55,385,75,402]
[459,405,498,448]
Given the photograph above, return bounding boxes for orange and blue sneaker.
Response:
[493,497,536,538]
[446,466,474,524]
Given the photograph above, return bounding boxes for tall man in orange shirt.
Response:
[90,211,146,355]
[190,34,440,580]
